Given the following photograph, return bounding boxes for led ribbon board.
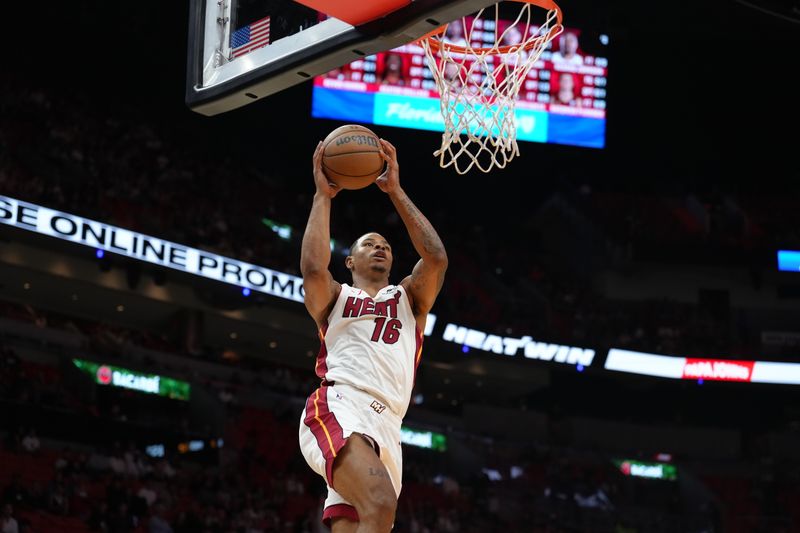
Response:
[73,359,191,400]
[0,195,304,303]
[605,349,800,385]
[441,322,595,367]
[2,195,596,367]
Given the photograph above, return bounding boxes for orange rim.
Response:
[418,0,563,54]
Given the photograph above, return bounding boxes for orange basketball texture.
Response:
[321,125,384,190]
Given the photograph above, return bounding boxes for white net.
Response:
[421,2,563,174]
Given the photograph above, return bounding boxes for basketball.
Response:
[321,124,385,190]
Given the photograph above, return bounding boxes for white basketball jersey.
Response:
[315,283,423,418]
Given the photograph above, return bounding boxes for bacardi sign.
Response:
[73,359,190,400]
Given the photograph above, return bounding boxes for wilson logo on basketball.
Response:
[335,135,379,147]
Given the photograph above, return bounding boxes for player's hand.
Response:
[375,139,400,195]
[313,141,340,199]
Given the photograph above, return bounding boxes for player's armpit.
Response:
[302,271,341,324]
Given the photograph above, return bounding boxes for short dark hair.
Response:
[349,232,386,256]
[349,237,361,257]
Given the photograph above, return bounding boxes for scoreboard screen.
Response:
[312,20,609,149]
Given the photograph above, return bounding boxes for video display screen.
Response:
[312,20,609,149]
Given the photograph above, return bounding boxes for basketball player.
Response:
[298,138,447,532]
[551,31,584,67]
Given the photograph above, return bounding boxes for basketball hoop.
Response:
[419,0,563,174]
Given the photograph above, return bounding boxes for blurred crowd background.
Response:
[2,75,800,532]
[2,0,800,530]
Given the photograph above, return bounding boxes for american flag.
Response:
[230,16,270,58]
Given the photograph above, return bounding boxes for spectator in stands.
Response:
[136,481,157,510]
[2,427,24,454]
[45,471,70,515]
[148,503,173,533]
[88,501,110,531]
[20,428,40,454]
[124,441,149,478]
[153,458,176,480]
[109,444,127,476]
[107,502,135,533]
[2,475,27,507]
[0,504,19,533]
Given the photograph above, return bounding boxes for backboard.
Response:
[185,0,499,115]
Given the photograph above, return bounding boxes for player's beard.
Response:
[370,264,388,274]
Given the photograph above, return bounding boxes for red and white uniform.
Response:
[298,283,424,526]
[317,283,422,416]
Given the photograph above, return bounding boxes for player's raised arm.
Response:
[376,139,448,316]
[300,142,342,325]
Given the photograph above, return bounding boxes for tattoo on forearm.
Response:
[369,467,390,478]
[399,195,444,256]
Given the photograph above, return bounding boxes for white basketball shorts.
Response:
[298,382,403,526]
